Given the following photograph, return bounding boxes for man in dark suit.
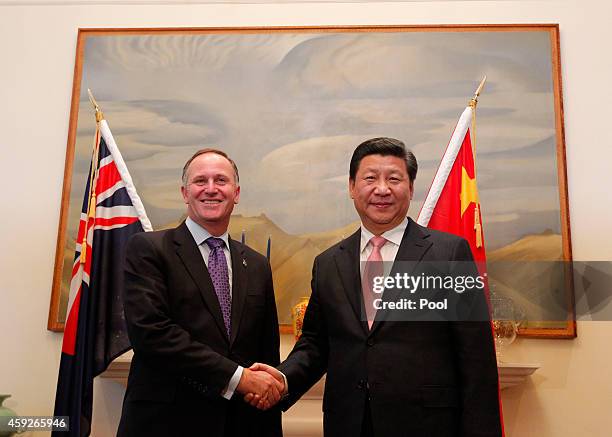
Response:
[251,138,501,436]
[117,148,283,437]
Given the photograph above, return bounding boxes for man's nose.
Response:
[373,179,390,194]
[203,180,217,192]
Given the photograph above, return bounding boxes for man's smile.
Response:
[371,201,393,208]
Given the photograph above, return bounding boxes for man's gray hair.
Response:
[182,148,240,186]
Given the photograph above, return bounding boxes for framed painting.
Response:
[49,25,574,338]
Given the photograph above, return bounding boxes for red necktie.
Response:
[362,236,387,329]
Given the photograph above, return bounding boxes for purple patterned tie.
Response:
[205,237,231,337]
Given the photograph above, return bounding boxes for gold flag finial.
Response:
[468,76,487,158]
[469,76,487,108]
[87,88,104,122]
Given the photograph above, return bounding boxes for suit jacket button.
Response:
[357,380,365,389]
[367,338,374,347]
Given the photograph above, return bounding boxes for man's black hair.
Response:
[349,137,417,182]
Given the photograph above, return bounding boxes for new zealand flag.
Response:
[53,117,152,437]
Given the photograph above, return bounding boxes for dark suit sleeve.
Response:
[123,233,238,395]
[277,257,329,409]
[261,261,281,367]
[260,261,283,437]
[449,239,502,437]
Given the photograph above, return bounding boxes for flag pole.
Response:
[468,76,486,164]
[87,88,104,122]
[80,90,103,263]
[468,76,486,248]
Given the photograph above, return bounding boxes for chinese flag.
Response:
[417,105,486,264]
[417,103,506,436]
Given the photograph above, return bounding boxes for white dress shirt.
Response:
[359,217,409,272]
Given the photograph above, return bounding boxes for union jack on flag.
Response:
[53,113,152,437]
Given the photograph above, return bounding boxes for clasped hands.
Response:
[236,363,285,410]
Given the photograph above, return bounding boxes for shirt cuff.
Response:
[279,370,289,397]
[221,366,243,400]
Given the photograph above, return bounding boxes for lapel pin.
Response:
[242,259,247,267]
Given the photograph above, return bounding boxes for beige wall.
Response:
[0,1,610,436]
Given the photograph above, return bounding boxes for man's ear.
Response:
[349,178,355,199]
[409,181,414,200]
[234,185,241,204]
[181,185,188,204]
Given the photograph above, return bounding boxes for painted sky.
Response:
[70,30,561,250]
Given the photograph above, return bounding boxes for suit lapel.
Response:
[369,218,433,335]
[228,238,247,346]
[173,222,229,342]
[334,229,370,336]
[392,218,433,272]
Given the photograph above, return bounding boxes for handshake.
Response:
[236,363,286,410]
